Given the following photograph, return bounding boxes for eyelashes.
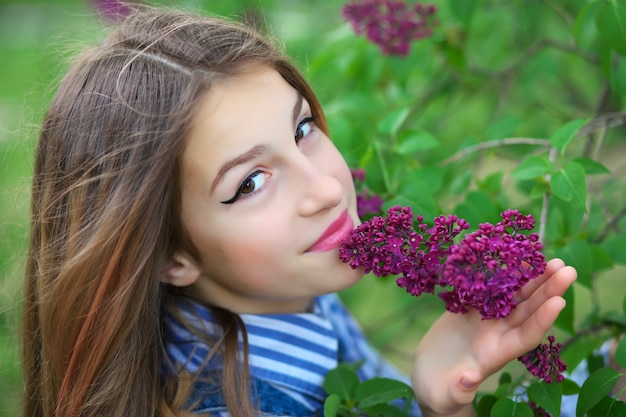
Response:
[221,169,267,204]
[221,114,318,205]
[295,116,316,143]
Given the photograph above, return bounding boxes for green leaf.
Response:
[491,400,534,417]
[475,394,498,417]
[396,172,439,220]
[550,162,587,209]
[490,397,515,417]
[573,1,604,51]
[549,119,587,153]
[485,115,522,140]
[324,394,341,417]
[595,0,626,56]
[528,381,562,417]
[572,157,611,175]
[490,398,533,417]
[561,378,582,395]
[499,372,512,385]
[555,239,593,288]
[554,285,575,334]
[453,190,500,227]
[610,55,626,105]
[590,245,614,272]
[377,108,410,136]
[323,365,360,402]
[511,155,553,179]
[448,0,477,27]
[476,170,504,195]
[576,367,621,417]
[395,129,440,154]
[600,234,626,265]
[615,337,626,369]
[449,169,473,196]
[515,402,535,417]
[561,334,607,371]
[587,395,626,417]
[355,378,413,409]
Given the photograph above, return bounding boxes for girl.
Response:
[22,6,577,417]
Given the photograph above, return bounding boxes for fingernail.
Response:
[460,377,479,390]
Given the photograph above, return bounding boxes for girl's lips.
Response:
[308,210,354,253]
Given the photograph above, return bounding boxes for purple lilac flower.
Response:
[339,206,469,296]
[91,0,135,21]
[340,207,546,320]
[351,168,384,218]
[342,0,437,56]
[357,193,384,218]
[518,335,567,384]
[528,402,553,417]
[439,210,546,319]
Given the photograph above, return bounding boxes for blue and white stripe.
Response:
[162,293,421,416]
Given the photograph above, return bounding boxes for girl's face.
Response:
[177,66,363,314]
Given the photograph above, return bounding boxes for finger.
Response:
[505,296,566,354]
[517,258,566,302]
[508,264,577,325]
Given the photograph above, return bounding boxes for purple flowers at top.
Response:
[342,0,437,56]
[91,0,135,21]
[339,206,546,320]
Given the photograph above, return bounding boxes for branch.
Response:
[539,146,558,243]
[577,111,626,138]
[438,137,551,165]
[469,38,598,80]
[593,205,626,244]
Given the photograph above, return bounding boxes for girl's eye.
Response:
[295,116,316,143]
[221,170,267,204]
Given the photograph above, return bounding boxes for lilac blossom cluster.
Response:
[339,206,547,320]
[91,0,135,21]
[342,0,437,56]
[351,169,384,218]
[518,335,567,384]
[439,209,547,319]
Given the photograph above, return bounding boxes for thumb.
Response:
[453,369,482,405]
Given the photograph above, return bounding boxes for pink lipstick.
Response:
[308,210,354,253]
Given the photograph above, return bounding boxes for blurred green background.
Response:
[1,0,625,415]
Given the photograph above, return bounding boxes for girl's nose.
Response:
[297,162,343,217]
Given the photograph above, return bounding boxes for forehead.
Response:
[182,66,301,182]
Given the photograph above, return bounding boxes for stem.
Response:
[539,147,557,244]
[439,138,551,166]
[540,0,574,25]
[373,139,392,193]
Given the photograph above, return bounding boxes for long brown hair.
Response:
[22,7,328,417]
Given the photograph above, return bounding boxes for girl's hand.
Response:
[412,258,577,417]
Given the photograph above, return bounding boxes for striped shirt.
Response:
[162,293,421,416]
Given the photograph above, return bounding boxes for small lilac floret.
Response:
[351,168,384,217]
[518,335,567,383]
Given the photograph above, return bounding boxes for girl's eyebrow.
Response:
[210,145,267,192]
[292,93,303,127]
[210,92,305,194]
